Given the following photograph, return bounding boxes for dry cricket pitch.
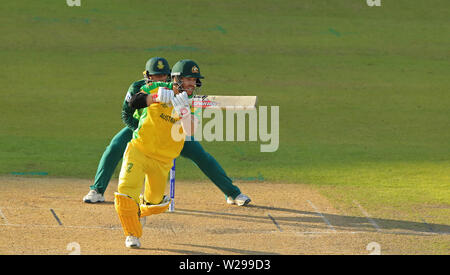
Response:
[0,177,448,255]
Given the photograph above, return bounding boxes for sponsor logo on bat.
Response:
[192,96,218,108]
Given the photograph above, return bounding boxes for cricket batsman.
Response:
[115,60,204,248]
[84,57,250,207]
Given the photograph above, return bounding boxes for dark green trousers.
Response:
[90,127,241,199]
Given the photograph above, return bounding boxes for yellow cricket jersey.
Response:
[130,84,192,164]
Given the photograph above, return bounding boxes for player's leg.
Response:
[140,159,173,217]
[84,127,133,203]
[115,143,146,248]
[180,139,251,205]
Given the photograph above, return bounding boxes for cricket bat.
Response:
[190,95,258,109]
[152,94,258,109]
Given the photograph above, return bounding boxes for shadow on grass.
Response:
[172,205,450,235]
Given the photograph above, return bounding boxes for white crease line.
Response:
[0,223,446,236]
[307,200,336,232]
[0,208,8,225]
[0,206,109,213]
[0,223,121,231]
[296,231,360,235]
[354,200,381,232]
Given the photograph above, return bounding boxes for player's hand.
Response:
[156,87,174,104]
[171,92,190,118]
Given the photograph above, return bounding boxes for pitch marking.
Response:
[50,209,63,226]
[267,213,282,232]
[0,222,447,236]
[0,208,8,225]
[0,223,120,230]
[307,200,336,232]
[354,200,381,232]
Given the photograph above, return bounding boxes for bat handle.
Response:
[152,93,195,107]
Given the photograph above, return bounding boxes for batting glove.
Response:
[156,87,174,104]
[171,92,190,118]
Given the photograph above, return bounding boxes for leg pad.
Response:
[115,193,142,238]
[140,195,171,217]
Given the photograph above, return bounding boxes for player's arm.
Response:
[128,92,152,109]
[122,81,173,129]
[129,84,175,108]
[121,80,146,130]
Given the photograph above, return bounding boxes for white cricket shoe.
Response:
[227,193,251,206]
[125,236,141,249]
[83,189,105,203]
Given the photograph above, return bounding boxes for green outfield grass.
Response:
[1,1,449,213]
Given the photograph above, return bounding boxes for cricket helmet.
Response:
[145,57,171,75]
[171,59,204,79]
[143,57,171,83]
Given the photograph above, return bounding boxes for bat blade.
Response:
[152,93,258,109]
[191,95,258,109]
